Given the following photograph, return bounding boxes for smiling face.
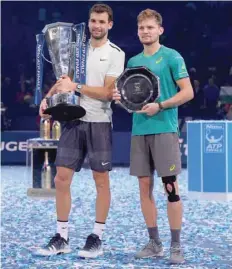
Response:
[88,12,113,40]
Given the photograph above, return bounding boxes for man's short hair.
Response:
[137,9,162,26]
[89,3,113,22]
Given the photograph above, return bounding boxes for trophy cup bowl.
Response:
[41,22,86,121]
[115,66,160,112]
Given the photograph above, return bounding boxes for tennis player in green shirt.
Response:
[113,8,193,264]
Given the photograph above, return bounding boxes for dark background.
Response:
[1,1,232,131]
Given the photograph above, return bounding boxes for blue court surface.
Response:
[1,166,232,269]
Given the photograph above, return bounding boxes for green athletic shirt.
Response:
[127,45,189,136]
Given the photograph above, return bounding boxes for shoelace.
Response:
[171,246,181,254]
[142,240,153,251]
[84,235,98,250]
[47,234,62,248]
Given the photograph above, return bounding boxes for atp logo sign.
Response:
[204,123,225,153]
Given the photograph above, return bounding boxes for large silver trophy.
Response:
[35,22,87,121]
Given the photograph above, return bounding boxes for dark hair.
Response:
[89,3,113,22]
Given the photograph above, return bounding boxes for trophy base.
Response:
[44,104,86,121]
[27,188,56,198]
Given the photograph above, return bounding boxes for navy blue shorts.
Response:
[55,121,112,172]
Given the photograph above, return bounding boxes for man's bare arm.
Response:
[161,77,194,109]
[79,76,116,100]
[45,84,57,98]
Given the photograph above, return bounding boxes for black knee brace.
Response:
[162,176,180,202]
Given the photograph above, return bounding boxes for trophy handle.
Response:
[41,53,53,64]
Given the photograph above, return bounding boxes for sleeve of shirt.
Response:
[106,49,125,77]
[169,50,189,81]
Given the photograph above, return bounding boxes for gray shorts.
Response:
[55,121,112,172]
[130,133,181,177]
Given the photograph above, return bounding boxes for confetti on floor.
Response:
[1,166,232,269]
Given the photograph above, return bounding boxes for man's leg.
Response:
[162,176,184,263]
[78,122,112,258]
[55,166,75,240]
[138,176,158,228]
[130,135,163,259]
[36,121,86,256]
[162,177,183,235]
[154,133,184,264]
[93,171,111,225]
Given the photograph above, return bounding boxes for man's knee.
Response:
[162,176,180,202]
[93,171,110,192]
[55,167,73,191]
[139,176,154,199]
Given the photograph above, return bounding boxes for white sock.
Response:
[57,221,68,241]
[92,222,105,240]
